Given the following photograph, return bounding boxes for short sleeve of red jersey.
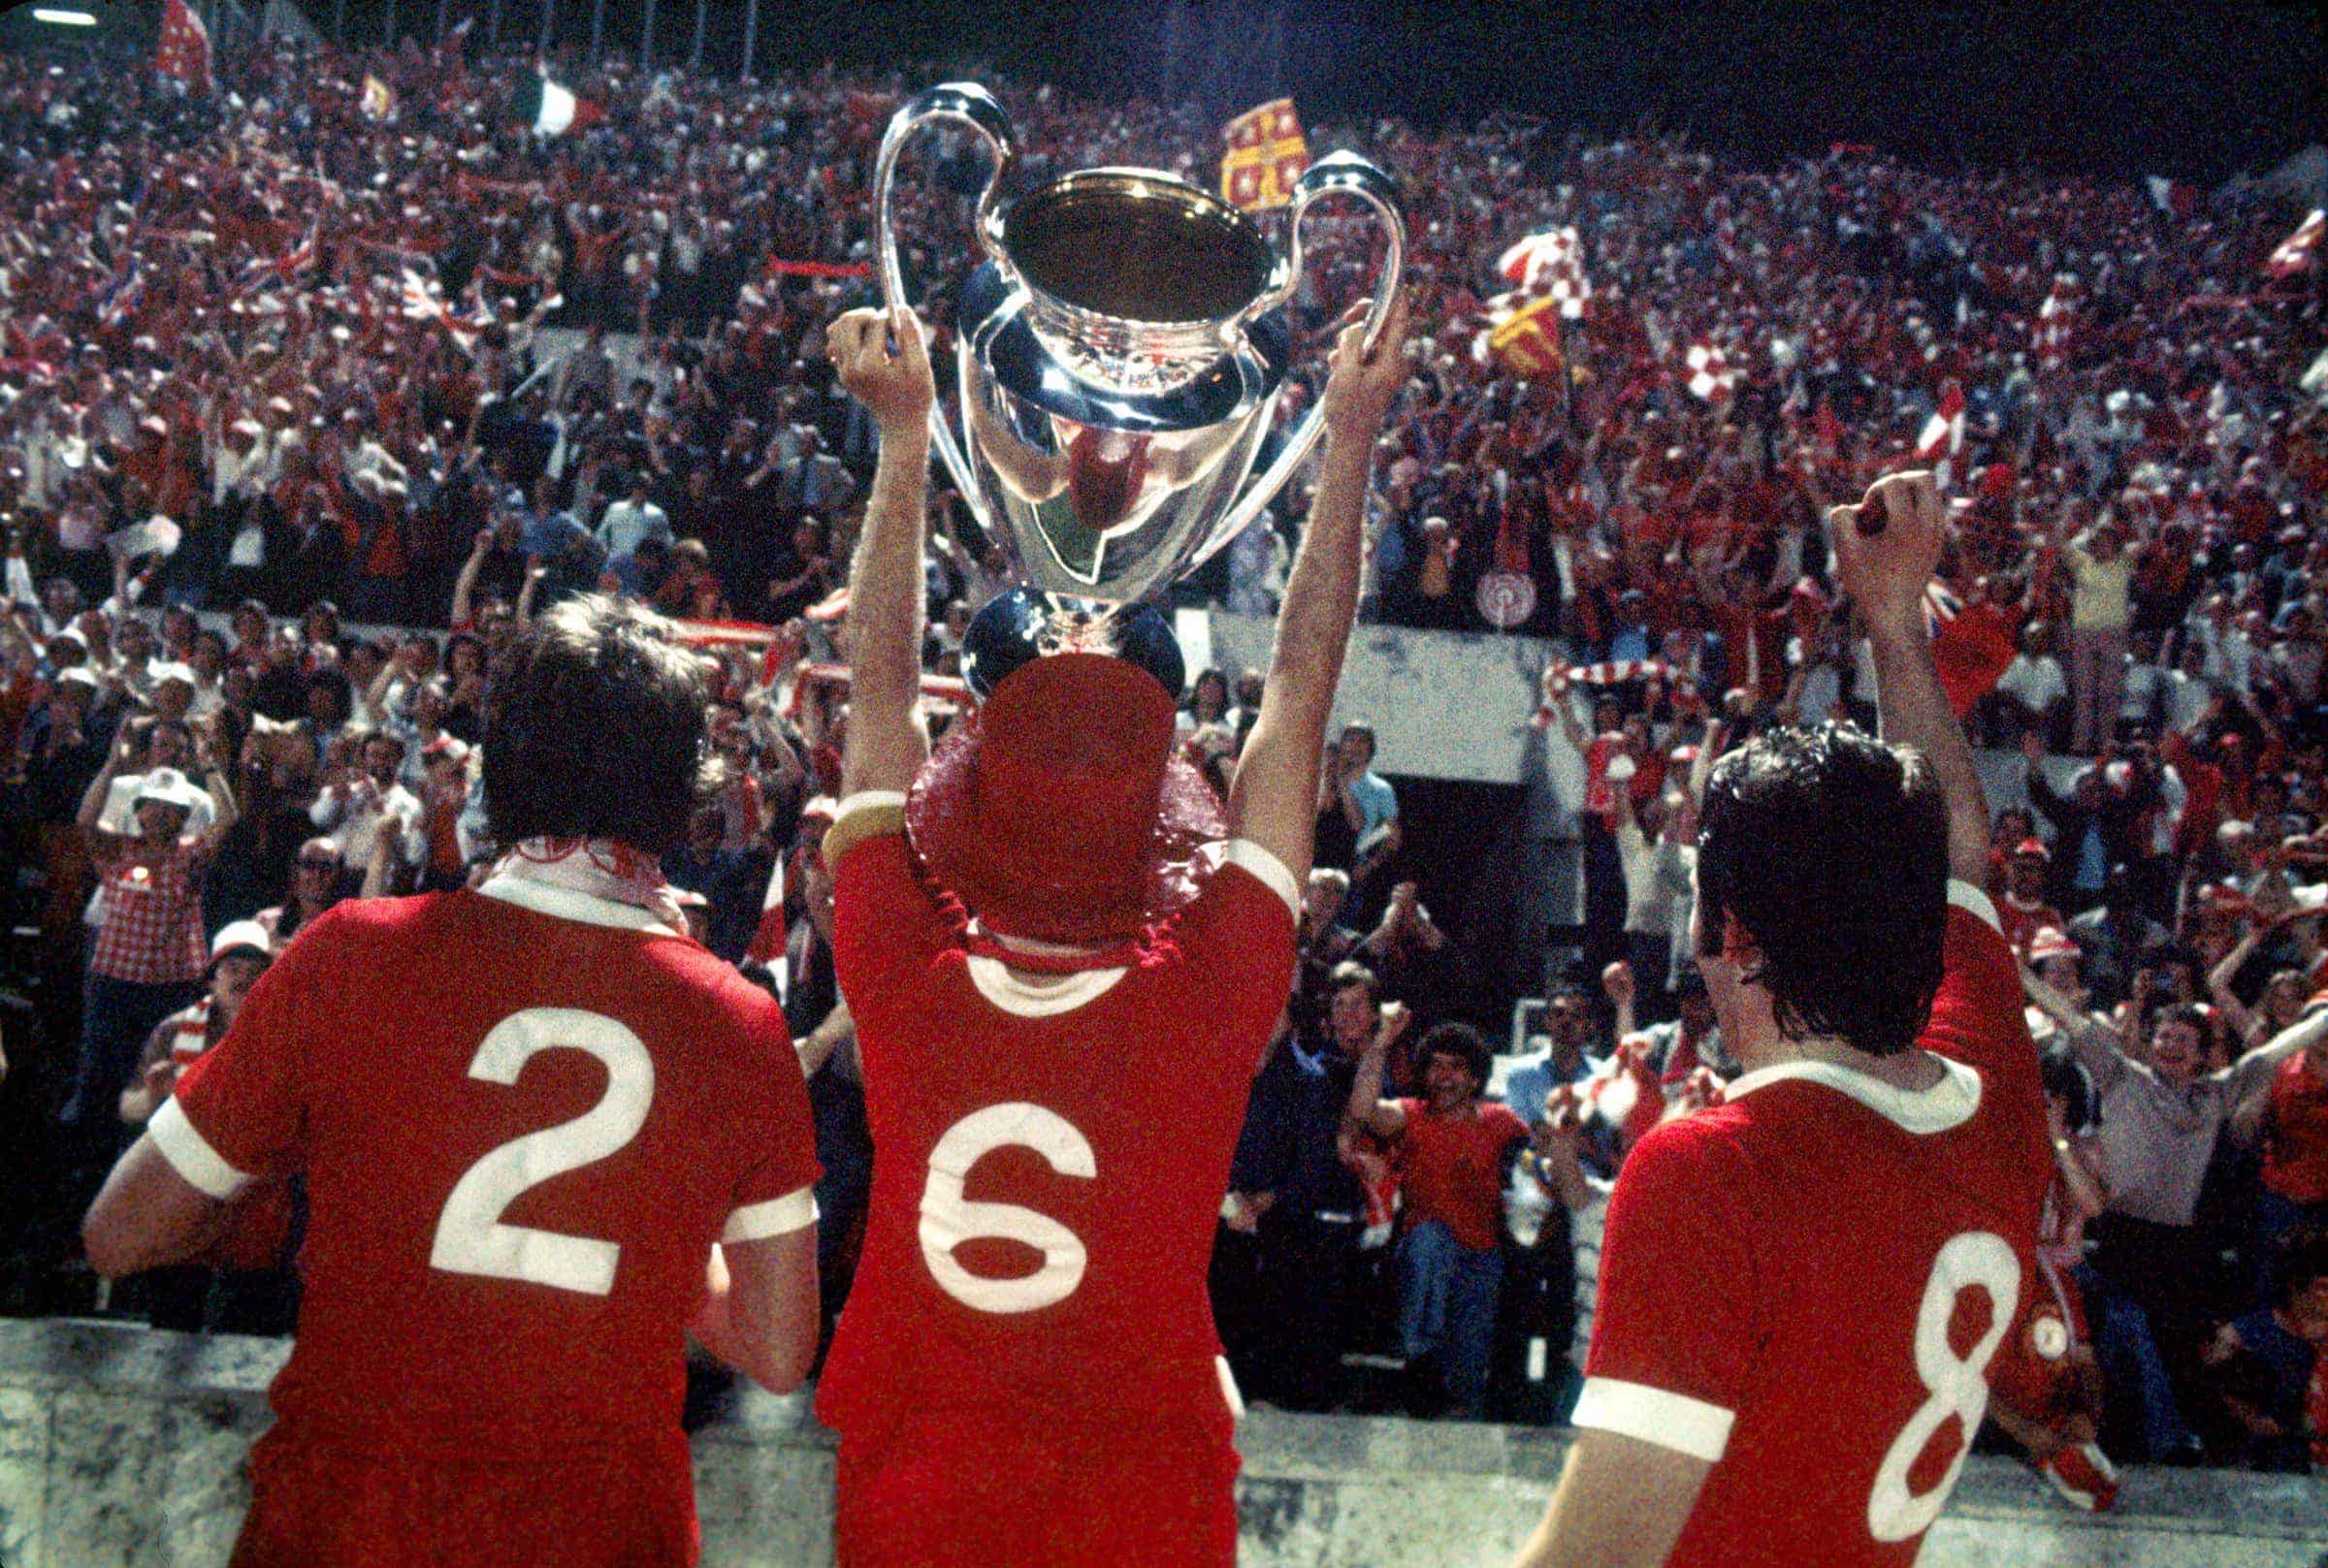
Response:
[1922,880,2041,1117]
[1575,1115,1758,1462]
[153,907,338,1199]
[1179,840,1300,1069]
[829,793,953,1006]
[708,974,823,1243]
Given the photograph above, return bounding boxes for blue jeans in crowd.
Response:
[1397,1219,1504,1418]
[2074,1260,2194,1460]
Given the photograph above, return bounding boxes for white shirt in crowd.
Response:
[597,496,672,559]
[1995,652,2067,715]
[310,775,424,871]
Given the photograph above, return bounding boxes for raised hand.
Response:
[828,305,934,436]
[1827,470,1943,631]
[1600,959,1635,1010]
[1318,290,1413,443]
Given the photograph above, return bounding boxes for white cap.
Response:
[209,920,274,966]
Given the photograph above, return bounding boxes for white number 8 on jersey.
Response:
[919,1103,1097,1315]
[1867,1231,2021,1542]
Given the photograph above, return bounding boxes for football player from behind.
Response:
[815,291,1408,1568]
[1513,472,2053,1568]
[85,595,821,1568]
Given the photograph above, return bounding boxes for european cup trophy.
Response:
[871,81,1406,691]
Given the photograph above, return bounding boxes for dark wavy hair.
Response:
[1418,1021,1494,1091]
[482,595,715,856]
[1696,723,1949,1058]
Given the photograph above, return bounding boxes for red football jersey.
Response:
[152,880,819,1458]
[1575,882,2050,1567]
[818,812,1298,1439]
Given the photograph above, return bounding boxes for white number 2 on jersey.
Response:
[1867,1231,2021,1542]
[428,1008,654,1296]
[919,1103,1097,1315]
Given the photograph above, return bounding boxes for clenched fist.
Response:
[827,305,934,436]
[1827,470,1943,632]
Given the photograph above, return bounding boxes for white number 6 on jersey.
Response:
[919,1103,1097,1315]
[429,1008,655,1296]
[1867,1231,2021,1542]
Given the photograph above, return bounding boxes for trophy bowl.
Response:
[874,81,1406,609]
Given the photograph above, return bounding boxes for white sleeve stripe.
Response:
[147,1097,253,1200]
[1947,880,2003,938]
[1570,1376,1735,1463]
[721,1186,818,1242]
[1219,839,1301,920]
[831,791,906,834]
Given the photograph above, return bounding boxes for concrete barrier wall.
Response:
[3,1321,2325,1568]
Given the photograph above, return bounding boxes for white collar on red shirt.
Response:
[1723,1053,1982,1135]
[961,919,1129,1016]
[478,836,687,940]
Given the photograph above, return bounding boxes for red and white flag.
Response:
[1497,228,1592,319]
[745,855,789,973]
[1684,340,1739,401]
[155,0,214,95]
[2033,276,2076,368]
[2269,209,2325,279]
[1915,379,1966,487]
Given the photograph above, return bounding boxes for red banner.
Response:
[762,258,873,280]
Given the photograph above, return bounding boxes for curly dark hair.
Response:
[1696,723,1949,1058]
[1418,1021,1493,1091]
[482,595,716,856]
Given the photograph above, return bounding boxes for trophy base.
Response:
[960,588,1186,702]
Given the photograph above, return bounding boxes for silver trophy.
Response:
[872,81,1406,610]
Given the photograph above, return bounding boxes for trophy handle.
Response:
[1207,152,1406,549]
[872,82,1016,519]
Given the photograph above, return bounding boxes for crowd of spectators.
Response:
[1,20,2326,1483]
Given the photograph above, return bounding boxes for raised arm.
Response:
[1343,998,1413,1139]
[1226,293,1411,883]
[2021,959,2127,1089]
[2219,1001,2328,1100]
[1827,471,1988,885]
[450,528,492,627]
[829,306,936,800]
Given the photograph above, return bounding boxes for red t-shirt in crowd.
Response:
[154,882,818,1475]
[819,806,1297,1442]
[1996,892,2063,957]
[2262,1051,2328,1205]
[1574,883,2049,1568]
[1392,1098,1531,1253]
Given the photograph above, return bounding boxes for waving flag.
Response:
[1684,340,1740,401]
[1915,379,1966,487]
[1924,581,2016,718]
[1219,99,1310,211]
[1497,227,1592,319]
[531,75,606,138]
[2269,209,2325,279]
[2033,276,2076,368]
[155,0,213,94]
[1471,292,1563,379]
